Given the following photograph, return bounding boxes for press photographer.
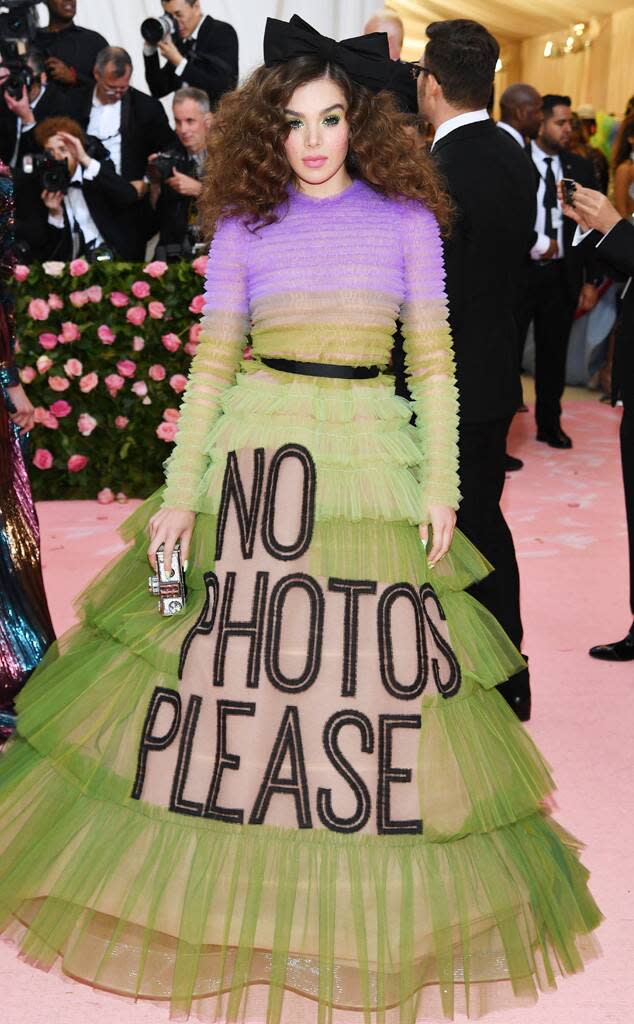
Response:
[142,0,238,108]
[35,0,108,91]
[14,115,138,261]
[0,48,71,167]
[147,85,210,261]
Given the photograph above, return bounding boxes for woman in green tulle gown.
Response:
[0,16,601,1024]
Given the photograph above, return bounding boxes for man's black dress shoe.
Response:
[496,668,531,722]
[589,625,634,661]
[536,428,573,449]
[505,453,524,472]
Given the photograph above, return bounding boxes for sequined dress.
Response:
[0,164,55,739]
[0,180,601,1021]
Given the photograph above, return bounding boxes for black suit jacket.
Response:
[15,138,139,261]
[0,82,71,167]
[432,119,536,424]
[584,219,634,404]
[144,15,238,107]
[147,142,201,249]
[526,145,598,302]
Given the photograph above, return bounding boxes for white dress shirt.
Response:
[530,140,564,261]
[430,109,489,150]
[174,15,203,79]
[88,92,122,174]
[497,121,525,148]
[48,160,104,256]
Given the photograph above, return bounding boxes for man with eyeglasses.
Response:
[416,19,537,721]
[69,47,176,259]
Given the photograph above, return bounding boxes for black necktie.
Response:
[543,157,558,240]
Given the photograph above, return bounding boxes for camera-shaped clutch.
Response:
[148,542,187,616]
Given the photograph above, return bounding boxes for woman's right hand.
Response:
[147,507,196,574]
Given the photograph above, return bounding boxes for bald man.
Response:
[364,9,404,60]
[498,83,543,149]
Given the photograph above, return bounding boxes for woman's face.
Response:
[283,76,351,193]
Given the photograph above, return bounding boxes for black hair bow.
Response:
[263,14,392,94]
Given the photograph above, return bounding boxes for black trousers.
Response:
[621,398,634,616]
[457,416,530,709]
[517,262,576,433]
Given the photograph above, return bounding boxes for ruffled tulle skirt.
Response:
[0,364,602,1021]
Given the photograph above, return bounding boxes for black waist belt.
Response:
[261,357,380,379]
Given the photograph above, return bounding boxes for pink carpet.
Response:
[1,398,632,1023]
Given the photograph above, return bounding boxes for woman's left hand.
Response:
[419,504,456,568]
[5,383,35,434]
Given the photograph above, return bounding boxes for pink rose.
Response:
[13,264,29,282]
[48,375,70,392]
[189,323,202,344]
[38,331,58,350]
[162,408,180,423]
[47,292,64,310]
[19,366,36,384]
[109,290,129,307]
[49,399,71,418]
[86,284,103,303]
[131,280,151,299]
[36,355,53,374]
[116,359,136,378]
[77,413,98,436]
[29,298,50,321]
[69,258,89,277]
[132,335,145,352]
[161,332,181,352]
[69,290,89,308]
[33,448,53,470]
[59,321,81,343]
[42,411,59,429]
[192,254,208,276]
[169,373,188,394]
[156,420,178,442]
[148,300,166,319]
[104,373,125,394]
[79,371,99,393]
[149,363,166,381]
[143,260,168,278]
[64,358,83,377]
[33,406,47,424]
[131,380,148,397]
[114,415,129,430]
[184,342,198,356]
[97,488,115,504]
[189,293,205,314]
[97,324,116,345]
[67,454,89,472]
[116,492,128,503]
[126,305,147,326]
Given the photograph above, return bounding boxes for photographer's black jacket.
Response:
[143,14,238,108]
[147,141,201,252]
[35,23,109,90]
[0,82,71,167]
[583,219,634,404]
[15,137,139,261]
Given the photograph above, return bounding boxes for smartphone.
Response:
[561,178,577,205]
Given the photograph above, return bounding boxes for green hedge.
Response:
[12,256,207,501]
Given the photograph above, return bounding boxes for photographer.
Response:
[0,48,71,168]
[147,86,211,261]
[14,115,138,261]
[35,0,108,91]
[143,1,238,108]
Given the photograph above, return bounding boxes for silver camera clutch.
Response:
[148,542,187,616]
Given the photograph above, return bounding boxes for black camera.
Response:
[146,149,195,184]
[141,13,176,46]
[22,153,71,194]
[0,0,39,42]
[1,59,35,99]
[0,0,40,100]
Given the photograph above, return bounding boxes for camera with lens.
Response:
[146,149,196,185]
[0,0,40,99]
[21,152,71,194]
[141,13,176,46]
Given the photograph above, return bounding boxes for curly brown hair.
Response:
[199,56,453,239]
[34,116,86,150]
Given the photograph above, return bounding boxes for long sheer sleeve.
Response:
[399,201,461,520]
[162,216,249,511]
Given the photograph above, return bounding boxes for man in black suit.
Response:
[0,49,70,168]
[143,0,238,108]
[498,83,543,152]
[517,94,599,449]
[561,185,634,661]
[35,0,108,92]
[417,19,536,720]
[14,116,138,261]
[70,47,176,259]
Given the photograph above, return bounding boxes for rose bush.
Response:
[12,259,228,499]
